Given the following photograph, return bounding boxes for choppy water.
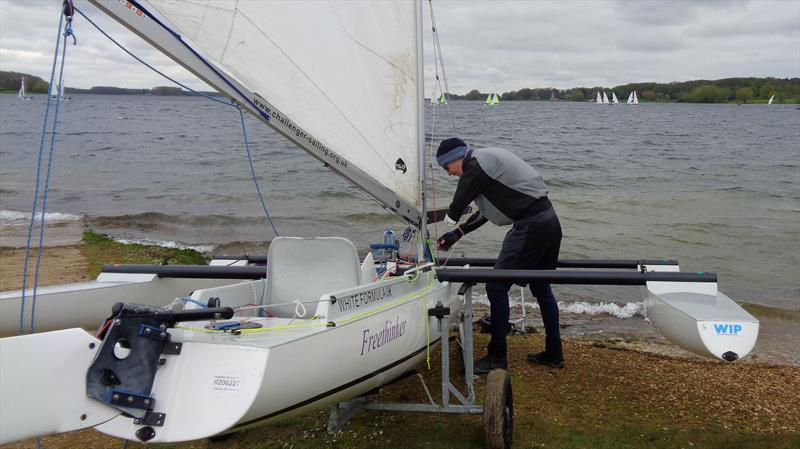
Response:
[1,95,798,312]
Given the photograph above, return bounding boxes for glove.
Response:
[437,229,462,251]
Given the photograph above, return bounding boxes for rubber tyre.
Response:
[483,368,513,449]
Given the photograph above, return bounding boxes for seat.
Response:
[266,237,361,318]
[360,251,378,284]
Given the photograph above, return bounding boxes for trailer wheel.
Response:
[484,368,513,449]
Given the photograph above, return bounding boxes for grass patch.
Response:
[741,302,800,322]
[81,230,207,277]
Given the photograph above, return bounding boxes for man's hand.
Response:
[437,229,462,251]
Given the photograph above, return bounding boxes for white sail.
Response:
[626,91,633,104]
[105,1,423,222]
[491,93,499,104]
[768,94,775,105]
[596,91,602,104]
[602,91,609,104]
[18,77,24,99]
[633,90,638,105]
[611,92,619,104]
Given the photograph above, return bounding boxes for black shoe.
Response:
[474,355,508,374]
[526,351,564,369]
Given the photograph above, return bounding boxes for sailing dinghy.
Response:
[18,76,32,100]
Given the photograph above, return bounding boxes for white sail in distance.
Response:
[110,1,423,222]
[632,90,639,105]
[611,92,619,104]
[602,91,610,104]
[596,91,602,104]
[626,92,633,104]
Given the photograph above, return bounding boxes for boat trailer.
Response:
[327,258,717,449]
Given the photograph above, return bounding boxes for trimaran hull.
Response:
[1,273,246,336]
[644,266,758,361]
[1,266,460,443]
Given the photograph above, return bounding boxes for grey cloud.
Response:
[3,0,798,96]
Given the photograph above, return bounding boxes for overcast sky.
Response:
[1,0,798,94]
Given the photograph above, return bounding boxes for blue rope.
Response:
[19,8,64,335]
[238,107,280,236]
[29,16,74,334]
[177,297,207,308]
[73,6,280,236]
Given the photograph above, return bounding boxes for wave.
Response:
[472,293,644,319]
[0,210,82,225]
[88,212,272,228]
[114,237,215,254]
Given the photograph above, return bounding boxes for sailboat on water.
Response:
[50,81,71,101]
[484,93,499,105]
[596,91,602,104]
[0,1,759,446]
[611,92,619,105]
[602,91,610,105]
[17,77,32,100]
[627,90,639,105]
[768,94,775,105]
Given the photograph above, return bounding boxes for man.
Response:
[435,137,564,373]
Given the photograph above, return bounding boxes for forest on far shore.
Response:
[447,77,800,104]
[2,71,798,104]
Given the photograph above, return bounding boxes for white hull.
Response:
[99,271,458,442]
[644,265,758,361]
[0,273,249,336]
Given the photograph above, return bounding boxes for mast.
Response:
[415,0,429,262]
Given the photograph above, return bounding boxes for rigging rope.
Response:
[19,5,70,335]
[426,0,460,261]
[73,6,280,237]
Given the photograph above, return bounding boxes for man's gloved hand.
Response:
[437,229,462,251]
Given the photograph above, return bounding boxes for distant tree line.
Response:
[448,77,800,104]
[0,71,217,96]
[4,71,797,103]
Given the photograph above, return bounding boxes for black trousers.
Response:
[486,208,562,358]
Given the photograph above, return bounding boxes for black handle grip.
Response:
[168,307,234,322]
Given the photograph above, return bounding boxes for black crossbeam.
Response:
[438,258,679,269]
[102,264,266,279]
[435,268,716,285]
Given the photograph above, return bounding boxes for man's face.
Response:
[444,158,464,177]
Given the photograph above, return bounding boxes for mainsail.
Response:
[92,1,424,223]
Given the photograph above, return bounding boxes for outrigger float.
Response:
[0,1,757,449]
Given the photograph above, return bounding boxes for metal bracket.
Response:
[162,341,182,355]
[133,411,166,427]
[107,390,155,410]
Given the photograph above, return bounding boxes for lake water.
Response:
[1,95,798,314]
